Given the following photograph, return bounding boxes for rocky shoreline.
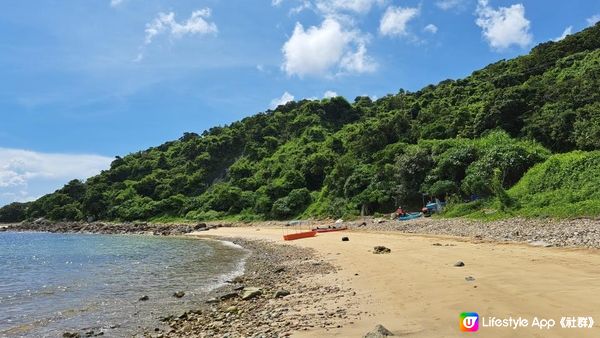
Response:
[348,217,600,248]
[141,239,359,338]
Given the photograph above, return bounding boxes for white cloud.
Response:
[424,24,438,34]
[554,26,572,42]
[110,0,125,7]
[339,43,377,73]
[270,91,295,108]
[379,6,420,37]
[323,90,338,98]
[436,0,467,11]
[144,9,217,45]
[316,0,384,15]
[281,18,376,77]
[0,148,112,205]
[587,14,600,26]
[272,0,285,6]
[475,0,532,50]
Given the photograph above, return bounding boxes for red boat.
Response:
[283,230,317,241]
[312,227,348,233]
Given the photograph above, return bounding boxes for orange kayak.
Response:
[283,230,317,241]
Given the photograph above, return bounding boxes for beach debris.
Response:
[465,276,476,282]
[241,287,262,300]
[138,295,149,301]
[454,261,465,267]
[173,291,185,298]
[364,324,395,337]
[432,243,442,246]
[274,289,290,298]
[373,246,391,254]
[342,236,349,241]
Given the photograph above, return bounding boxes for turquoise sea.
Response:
[0,232,247,337]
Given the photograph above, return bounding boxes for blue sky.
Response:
[1,0,599,205]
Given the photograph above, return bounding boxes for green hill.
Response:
[2,23,600,223]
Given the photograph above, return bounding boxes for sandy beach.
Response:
[190,226,600,338]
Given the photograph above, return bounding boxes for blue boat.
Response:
[397,212,422,221]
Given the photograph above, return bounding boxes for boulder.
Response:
[139,295,149,301]
[241,287,262,300]
[342,237,349,241]
[373,246,391,254]
[364,324,394,338]
[173,291,185,298]
[454,261,465,267]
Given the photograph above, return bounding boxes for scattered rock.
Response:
[205,297,219,304]
[225,306,239,313]
[274,289,290,298]
[273,267,285,273]
[62,332,81,338]
[342,237,349,241]
[139,295,149,301]
[173,291,185,298]
[364,324,394,338]
[220,292,238,301]
[465,276,476,282]
[241,287,262,300]
[454,261,465,267]
[432,243,442,246]
[373,246,391,254]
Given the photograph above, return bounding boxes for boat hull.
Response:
[283,230,317,241]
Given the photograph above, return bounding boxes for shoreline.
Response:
[3,217,600,336]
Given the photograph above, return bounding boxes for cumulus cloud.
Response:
[144,9,217,45]
[554,26,572,42]
[424,24,438,34]
[0,148,112,205]
[270,91,295,108]
[436,0,467,11]
[379,6,420,37]
[282,18,376,77]
[587,14,600,26]
[323,90,338,98]
[475,0,532,50]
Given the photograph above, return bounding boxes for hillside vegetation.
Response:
[2,24,600,223]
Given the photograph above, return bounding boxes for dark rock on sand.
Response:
[342,236,349,241]
[465,276,476,281]
[139,295,149,301]
[273,289,290,298]
[173,291,185,298]
[373,246,391,254]
[62,332,81,338]
[364,324,394,337]
[454,261,465,267]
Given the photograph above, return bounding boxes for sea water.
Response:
[0,231,247,337]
